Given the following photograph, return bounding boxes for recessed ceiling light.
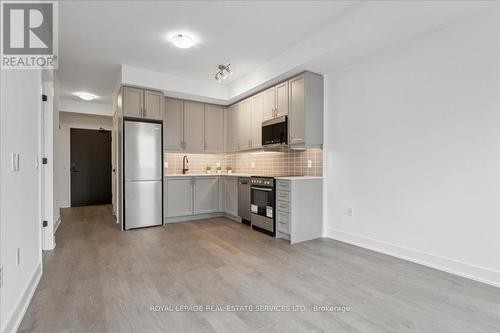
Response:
[74,92,98,101]
[170,33,195,49]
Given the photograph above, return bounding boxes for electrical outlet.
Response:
[307,160,312,168]
[164,161,169,168]
[251,161,255,168]
[16,248,21,266]
[216,162,221,168]
[347,208,353,217]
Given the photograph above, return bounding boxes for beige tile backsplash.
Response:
[164,149,323,176]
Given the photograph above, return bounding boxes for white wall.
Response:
[1,70,43,333]
[324,9,500,286]
[56,112,113,209]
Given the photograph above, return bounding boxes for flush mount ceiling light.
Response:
[74,92,98,101]
[170,33,196,49]
[214,64,232,83]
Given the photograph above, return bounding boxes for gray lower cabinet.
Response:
[275,178,322,244]
[165,176,221,219]
[222,176,238,216]
[193,176,219,214]
[165,178,193,217]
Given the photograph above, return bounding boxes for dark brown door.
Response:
[70,128,112,207]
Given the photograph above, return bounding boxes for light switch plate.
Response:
[16,248,21,266]
[307,160,312,168]
[11,153,16,171]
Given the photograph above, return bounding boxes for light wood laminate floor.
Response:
[19,205,500,333]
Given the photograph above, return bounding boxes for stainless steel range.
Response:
[250,176,275,236]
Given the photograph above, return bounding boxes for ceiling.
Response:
[58,1,358,104]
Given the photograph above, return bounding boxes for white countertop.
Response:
[165,173,251,178]
[274,176,323,180]
[165,173,322,180]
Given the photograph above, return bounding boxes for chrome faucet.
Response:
[182,155,189,174]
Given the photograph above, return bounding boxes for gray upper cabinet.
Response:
[205,104,224,152]
[251,92,263,148]
[238,98,252,150]
[261,81,288,120]
[144,90,163,120]
[193,176,219,214]
[225,105,238,152]
[123,87,143,118]
[262,86,275,121]
[288,72,324,148]
[183,101,205,151]
[163,98,183,150]
[275,81,289,117]
[123,86,163,120]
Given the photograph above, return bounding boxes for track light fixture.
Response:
[214,64,232,83]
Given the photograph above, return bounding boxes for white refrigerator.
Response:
[124,120,163,230]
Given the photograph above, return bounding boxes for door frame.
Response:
[41,74,55,251]
[68,125,113,207]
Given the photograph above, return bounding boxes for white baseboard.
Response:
[54,216,62,233]
[327,228,500,288]
[2,262,42,333]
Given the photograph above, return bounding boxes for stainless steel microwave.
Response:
[262,115,288,148]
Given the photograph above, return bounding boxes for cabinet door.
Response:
[165,178,193,217]
[183,101,205,151]
[204,104,224,152]
[229,103,241,151]
[238,98,252,150]
[226,106,238,152]
[223,177,238,216]
[163,98,183,150]
[144,90,163,120]
[193,177,219,214]
[262,86,275,121]
[275,81,289,117]
[251,93,263,148]
[123,87,143,118]
[289,74,305,144]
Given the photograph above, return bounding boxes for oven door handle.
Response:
[251,187,273,192]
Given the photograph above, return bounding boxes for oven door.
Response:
[251,186,274,219]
